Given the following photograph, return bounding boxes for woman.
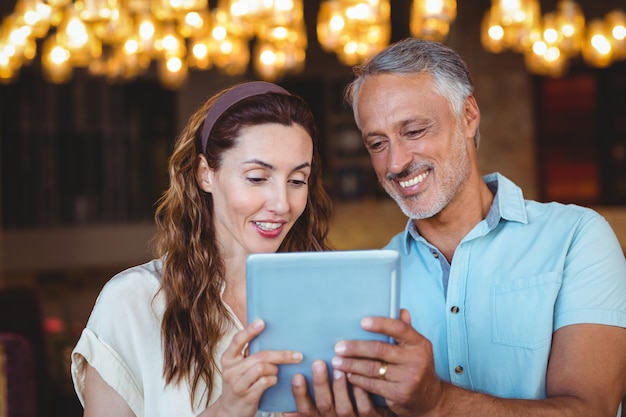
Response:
[71,81,333,417]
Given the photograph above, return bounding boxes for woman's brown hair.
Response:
[151,85,333,406]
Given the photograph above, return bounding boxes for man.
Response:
[294,38,626,417]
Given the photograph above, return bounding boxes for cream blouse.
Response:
[71,258,281,417]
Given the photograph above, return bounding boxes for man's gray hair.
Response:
[345,38,480,147]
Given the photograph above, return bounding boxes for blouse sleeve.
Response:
[71,261,163,417]
[71,328,144,415]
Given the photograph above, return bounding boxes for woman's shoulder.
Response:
[88,259,165,327]
[102,259,163,298]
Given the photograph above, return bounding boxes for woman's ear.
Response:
[196,154,213,193]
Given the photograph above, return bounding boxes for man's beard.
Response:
[381,129,471,220]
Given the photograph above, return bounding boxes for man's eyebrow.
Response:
[363,117,422,140]
[362,117,418,141]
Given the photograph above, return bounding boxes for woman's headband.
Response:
[200,81,291,154]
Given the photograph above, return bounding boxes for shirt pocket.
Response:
[491,273,562,350]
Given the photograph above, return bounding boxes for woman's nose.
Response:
[266,183,289,214]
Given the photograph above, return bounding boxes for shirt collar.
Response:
[401,172,528,253]
[485,172,528,225]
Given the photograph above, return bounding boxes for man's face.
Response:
[355,72,474,219]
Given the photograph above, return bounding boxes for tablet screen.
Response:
[246,249,401,412]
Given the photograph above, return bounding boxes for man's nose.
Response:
[387,138,413,174]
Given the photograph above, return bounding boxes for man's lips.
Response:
[399,170,430,189]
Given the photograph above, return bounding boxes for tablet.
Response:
[246,249,401,412]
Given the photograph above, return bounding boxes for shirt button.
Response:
[454,365,464,374]
[450,306,460,314]
[432,252,439,258]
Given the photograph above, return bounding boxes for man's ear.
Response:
[464,94,481,139]
[196,154,213,193]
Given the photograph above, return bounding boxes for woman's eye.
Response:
[247,176,266,184]
[289,179,307,187]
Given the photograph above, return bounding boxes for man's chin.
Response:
[391,195,441,220]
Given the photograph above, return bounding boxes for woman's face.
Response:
[200,123,313,260]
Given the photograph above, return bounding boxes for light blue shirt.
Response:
[385,172,626,400]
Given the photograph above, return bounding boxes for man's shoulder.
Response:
[489,172,605,227]
[524,199,604,225]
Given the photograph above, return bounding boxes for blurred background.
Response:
[0,0,625,415]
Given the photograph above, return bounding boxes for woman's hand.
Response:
[206,319,304,417]
[284,360,393,417]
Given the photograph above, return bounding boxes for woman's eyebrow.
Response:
[244,159,311,172]
[292,162,311,172]
[244,159,274,169]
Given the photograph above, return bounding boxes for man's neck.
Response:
[414,175,494,263]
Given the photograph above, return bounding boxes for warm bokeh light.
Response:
[410,0,456,41]
[317,0,392,66]
[482,0,626,77]
[1,0,623,86]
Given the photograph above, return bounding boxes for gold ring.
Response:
[378,362,388,379]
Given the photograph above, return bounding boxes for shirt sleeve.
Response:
[554,211,626,330]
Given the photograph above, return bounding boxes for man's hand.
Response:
[330,309,444,417]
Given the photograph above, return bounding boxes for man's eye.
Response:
[366,141,385,152]
[406,128,425,138]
